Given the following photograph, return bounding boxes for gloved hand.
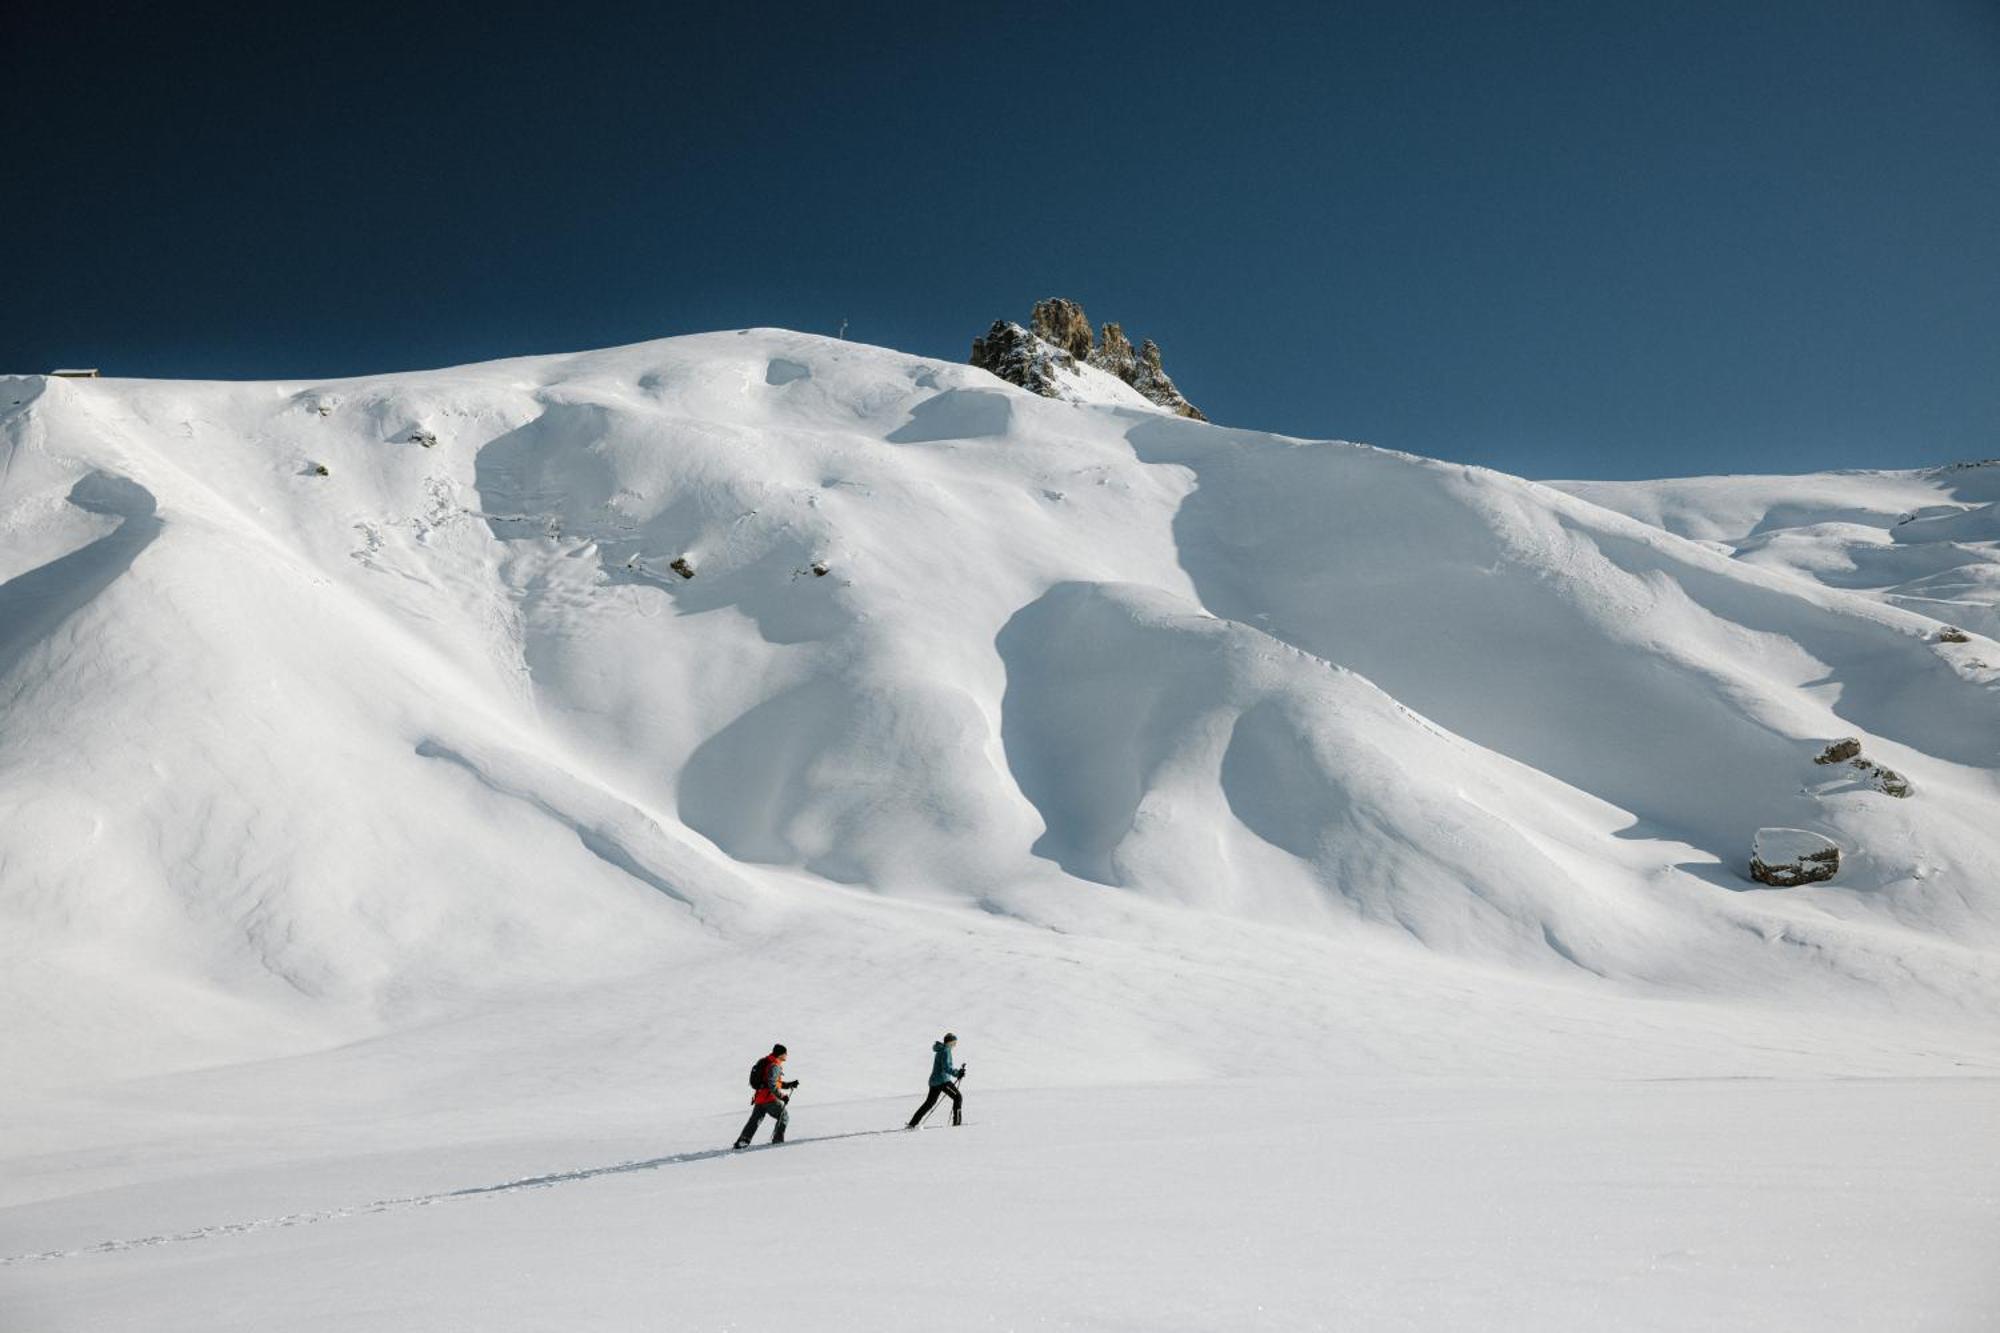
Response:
[783,1079,800,1089]
[956,1066,967,1079]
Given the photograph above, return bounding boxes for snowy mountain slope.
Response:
[1556,463,2000,639]
[7,332,2000,1331]
[1126,421,2000,943]
[3,331,1998,1093]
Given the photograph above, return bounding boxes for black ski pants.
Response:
[737,1098,788,1146]
[908,1081,962,1127]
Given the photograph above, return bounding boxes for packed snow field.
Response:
[2,332,1997,1329]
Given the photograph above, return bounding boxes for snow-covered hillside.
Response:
[4,332,1997,1330]
[1557,463,2000,639]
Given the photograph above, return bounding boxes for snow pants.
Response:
[737,1098,788,1146]
[908,1081,962,1128]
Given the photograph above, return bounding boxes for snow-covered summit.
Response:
[3,329,1998,1089]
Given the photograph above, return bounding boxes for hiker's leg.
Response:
[942,1083,962,1125]
[771,1099,789,1143]
[736,1105,765,1146]
[908,1086,942,1128]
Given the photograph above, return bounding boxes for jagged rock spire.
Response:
[1030,298,1095,362]
[1089,322,1137,380]
[1129,339,1203,422]
[971,298,1205,421]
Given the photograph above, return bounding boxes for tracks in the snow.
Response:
[0,1128,904,1267]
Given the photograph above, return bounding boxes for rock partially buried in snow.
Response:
[1750,829,1841,886]
[1852,757,1914,798]
[669,557,696,580]
[1937,626,1971,644]
[1808,737,1913,796]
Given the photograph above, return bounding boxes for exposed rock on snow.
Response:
[1030,297,1094,362]
[1938,625,1971,643]
[1809,738,1912,796]
[973,298,1205,419]
[1750,829,1842,886]
[1127,337,1204,421]
[1088,321,1138,379]
[669,556,696,580]
[970,320,1075,400]
[1852,757,1914,798]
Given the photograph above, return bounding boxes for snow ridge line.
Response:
[0,1129,898,1266]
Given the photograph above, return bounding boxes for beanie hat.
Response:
[772,1043,788,1056]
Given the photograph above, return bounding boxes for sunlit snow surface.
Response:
[2,333,1996,1330]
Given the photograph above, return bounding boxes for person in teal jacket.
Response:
[906,1032,965,1128]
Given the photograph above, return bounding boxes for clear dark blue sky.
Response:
[7,2,1996,478]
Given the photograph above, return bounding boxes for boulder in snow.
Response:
[1937,626,1971,643]
[1809,738,1912,796]
[1852,757,1913,798]
[1749,829,1841,886]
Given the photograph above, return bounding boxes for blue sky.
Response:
[5,2,1995,478]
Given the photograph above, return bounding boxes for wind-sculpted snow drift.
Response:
[2,331,1998,1090]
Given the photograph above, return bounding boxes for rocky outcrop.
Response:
[1851,756,1913,798]
[1810,737,1913,797]
[1088,321,1137,380]
[1128,338,1204,421]
[1031,298,1094,362]
[1937,625,1971,643]
[972,299,1206,421]
[1750,828,1841,886]
[970,320,1075,400]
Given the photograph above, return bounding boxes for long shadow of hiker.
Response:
[442,1128,907,1200]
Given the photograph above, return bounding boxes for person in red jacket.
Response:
[734,1044,799,1149]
